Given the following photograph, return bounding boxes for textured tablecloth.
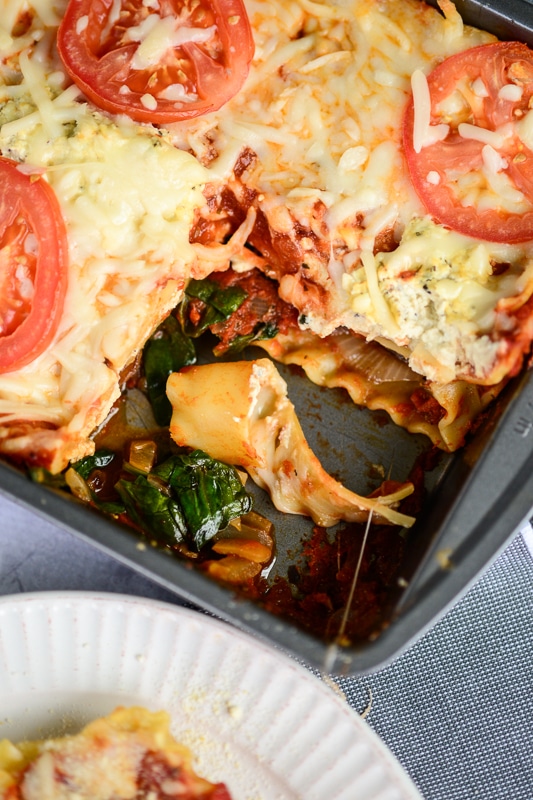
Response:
[1,491,532,800]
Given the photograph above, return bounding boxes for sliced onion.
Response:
[249,296,270,317]
[334,334,418,383]
[218,511,274,548]
[65,467,93,502]
[128,439,157,473]
[205,556,263,583]
[212,538,272,563]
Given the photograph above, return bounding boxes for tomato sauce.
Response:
[137,752,232,799]
[206,268,298,353]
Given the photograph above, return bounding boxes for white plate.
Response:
[0,592,423,800]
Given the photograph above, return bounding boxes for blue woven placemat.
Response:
[332,531,533,800]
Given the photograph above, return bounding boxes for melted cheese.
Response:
[1,0,533,472]
[171,0,490,228]
[168,0,533,385]
[128,15,216,72]
[411,68,449,153]
[0,6,208,470]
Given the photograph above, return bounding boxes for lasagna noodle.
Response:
[255,329,507,452]
[167,358,416,527]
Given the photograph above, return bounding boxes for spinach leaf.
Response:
[28,466,68,490]
[142,280,254,427]
[73,449,116,480]
[96,499,127,515]
[143,315,196,426]
[116,450,253,551]
[30,451,119,506]
[178,278,247,337]
[70,449,127,516]
[154,450,252,549]
[222,320,279,354]
[116,475,188,545]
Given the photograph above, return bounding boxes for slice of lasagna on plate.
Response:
[0,706,232,800]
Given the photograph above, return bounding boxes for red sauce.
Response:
[241,454,432,645]
[410,388,446,425]
[206,268,299,354]
[373,226,398,254]
[250,522,407,644]
[137,752,233,799]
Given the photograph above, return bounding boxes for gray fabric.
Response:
[333,533,533,800]
[1,493,532,799]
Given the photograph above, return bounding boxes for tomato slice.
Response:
[57,0,254,124]
[403,42,533,243]
[0,158,68,373]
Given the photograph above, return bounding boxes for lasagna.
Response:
[1,0,533,488]
[0,706,232,799]
[171,0,533,386]
[0,72,209,471]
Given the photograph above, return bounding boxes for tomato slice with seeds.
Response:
[0,158,68,373]
[403,42,533,243]
[57,0,254,124]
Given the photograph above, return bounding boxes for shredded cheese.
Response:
[2,0,533,470]
[411,69,449,153]
[168,0,533,384]
[128,15,216,71]
[458,121,513,148]
[498,83,523,101]
[0,15,209,468]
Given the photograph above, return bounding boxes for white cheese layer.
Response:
[344,218,533,381]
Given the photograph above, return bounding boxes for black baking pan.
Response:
[427,0,533,46]
[2,0,533,676]
[1,353,532,676]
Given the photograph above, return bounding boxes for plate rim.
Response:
[0,589,424,800]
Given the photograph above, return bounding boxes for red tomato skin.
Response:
[0,159,68,373]
[57,0,254,124]
[403,41,533,244]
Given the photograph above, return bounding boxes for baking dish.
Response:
[427,0,533,46]
[1,350,532,675]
